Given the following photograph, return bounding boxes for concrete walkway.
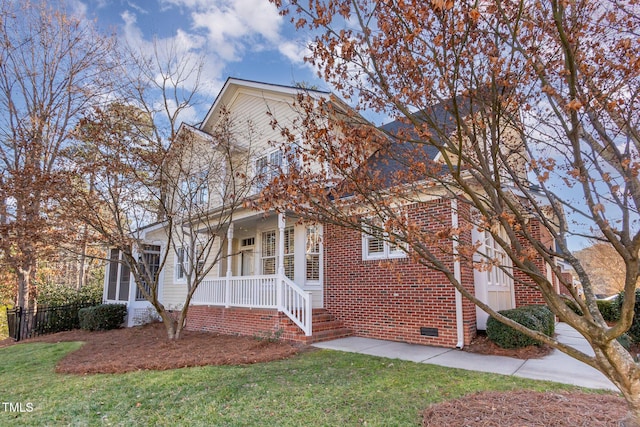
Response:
[313,323,618,391]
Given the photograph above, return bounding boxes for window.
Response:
[261,230,276,275]
[107,249,120,300]
[284,227,294,280]
[137,245,161,301]
[255,150,283,191]
[179,171,209,208]
[106,248,131,302]
[195,244,205,275]
[305,226,321,281]
[175,247,186,280]
[362,219,406,260]
[481,230,513,289]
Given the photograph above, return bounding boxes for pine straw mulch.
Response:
[0,322,300,374]
[0,324,631,425]
[422,390,628,427]
[463,331,554,359]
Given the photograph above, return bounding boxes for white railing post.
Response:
[225,222,234,308]
[277,212,285,310]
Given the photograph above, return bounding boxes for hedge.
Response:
[520,305,555,337]
[597,299,620,322]
[613,290,640,342]
[486,306,553,349]
[79,304,127,331]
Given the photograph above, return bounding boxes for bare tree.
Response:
[0,0,116,310]
[70,104,257,339]
[266,0,640,423]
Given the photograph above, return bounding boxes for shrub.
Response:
[486,307,549,349]
[33,302,95,336]
[520,305,555,337]
[613,290,640,342]
[564,298,583,316]
[597,299,620,322]
[79,304,127,331]
[0,305,8,339]
[37,282,102,306]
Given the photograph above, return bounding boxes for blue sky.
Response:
[77,0,328,99]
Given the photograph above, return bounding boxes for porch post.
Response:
[225,222,234,308]
[277,212,285,310]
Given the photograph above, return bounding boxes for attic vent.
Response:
[241,237,255,247]
[420,327,439,337]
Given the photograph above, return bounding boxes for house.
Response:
[103,78,555,347]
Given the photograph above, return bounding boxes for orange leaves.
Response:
[431,0,453,11]
[468,8,480,23]
[565,99,583,111]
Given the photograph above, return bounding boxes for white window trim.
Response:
[361,221,407,261]
[178,170,210,209]
[255,148,283,192]
[175,246,187,282]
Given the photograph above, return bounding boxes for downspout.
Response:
[451,198,465,349]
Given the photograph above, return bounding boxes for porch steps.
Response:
[282,309,352,344]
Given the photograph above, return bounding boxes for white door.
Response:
[473,228,515,329]
[241,250,254,276]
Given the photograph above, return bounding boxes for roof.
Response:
[201,77,331,130]
[362,97,472,184]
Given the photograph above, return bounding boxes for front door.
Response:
[241,250,254,276]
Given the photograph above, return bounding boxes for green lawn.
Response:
[0,342,591,426]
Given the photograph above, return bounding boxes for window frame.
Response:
[175,246,187,281]
[305,225,321,282]
[361,218,407,261]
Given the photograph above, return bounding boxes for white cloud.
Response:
[189,0,282,61]
[278,40,310,65]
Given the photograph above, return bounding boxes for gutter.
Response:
[451,198,465,349]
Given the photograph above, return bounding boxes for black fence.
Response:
[6,302,96,341]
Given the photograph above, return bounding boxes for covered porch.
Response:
[189,212,323,337]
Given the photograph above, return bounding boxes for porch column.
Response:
[225,222,234,308]
[277,212,285,310]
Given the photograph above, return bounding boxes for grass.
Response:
[0,343,592,426]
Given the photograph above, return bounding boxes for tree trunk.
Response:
[16,259,36,311]
[155,305,179,340]
[593,338,640,427]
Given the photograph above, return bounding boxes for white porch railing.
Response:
[280,276,312,336]
[192,275,312,336]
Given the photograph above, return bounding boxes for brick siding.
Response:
[324,198,477,348]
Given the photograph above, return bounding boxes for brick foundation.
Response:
[185,305,291,340]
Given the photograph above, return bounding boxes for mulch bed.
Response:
[464,331,554,359]
[1,322,300,374]
[423,390,628,427]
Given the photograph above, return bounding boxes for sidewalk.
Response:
[312,323,617,391]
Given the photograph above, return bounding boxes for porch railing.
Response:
[280,276,312,336]
[191,275,312,335]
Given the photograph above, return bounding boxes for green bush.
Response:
[597,299,620,322]
[0,305,8,339]
[564,298,583,316]
[79,304,127,331]
[37,282,102,306]
[613,290,640,342]
[486,307,550,349]
[520,305,555,337]
[33,302,95,336]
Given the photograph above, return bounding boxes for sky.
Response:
[76,0,327,107]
